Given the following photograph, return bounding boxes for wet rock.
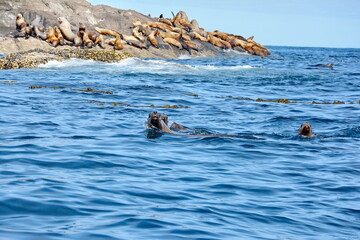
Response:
[0,48,133,69]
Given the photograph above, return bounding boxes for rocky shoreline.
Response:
[0,48,133,69]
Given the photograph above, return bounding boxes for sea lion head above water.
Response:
[298,122,312,137]
[148,111,163,129]
[147,112,176,134]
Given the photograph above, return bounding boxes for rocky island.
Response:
[0,0,270,69]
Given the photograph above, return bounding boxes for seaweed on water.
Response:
[184,93,199,97]
[226,96,355,105]
[88,100,189,109]
[75,88,113,94]
[0,81,17,83]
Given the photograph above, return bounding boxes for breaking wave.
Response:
[38,57,258,74]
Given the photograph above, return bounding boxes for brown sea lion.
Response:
[148,29,159,48]
[16,13,27,31]
[181,32,192,41]
[82,31,94,48]
[94,27,119,37]
[147,22,175,32]
[107,37,124,50]
[189,31,208,42]
[190,19,200,31]
[15,13,31,39]
[173,12,192,30]
[298,122,313,137]
[32,25,47,40]
[95,27,123,50]
[54,26,65,45]
[46,26,59,47]
[163,37,182,49]
[229,38,247,49]
[58,17,82,46]
[133,19,142,28]
[94,35,105,48]
[159,18,173,27]
[208,33,226,49]
[23,24,33,38]
[247,36,255,41]
[213,30,230,42]
[183,40,200,52]
[147,111,175,134]
[125,39,147,49]
[164,29,181,39]
[219,39,232,49]
[132,26,145,42]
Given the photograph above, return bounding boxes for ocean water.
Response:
[0,46,359,240]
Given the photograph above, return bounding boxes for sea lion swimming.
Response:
[311,63,334,68]
[147,111,175,134]
[146,112,260,139]
[298,122,313,137]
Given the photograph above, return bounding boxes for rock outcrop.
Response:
[0,48,133,69]
[0,0,270,67]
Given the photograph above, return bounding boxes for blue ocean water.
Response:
[0,46,360,240]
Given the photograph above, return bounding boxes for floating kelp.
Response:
[184,93,199,97]
[74,88,113,94]
[0,80,17,83]
[88,100,189,109]
[27,85,113,94]
[225,96,359,105]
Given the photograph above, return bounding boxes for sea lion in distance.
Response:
[311,63,334,68]
[298,122,313,137]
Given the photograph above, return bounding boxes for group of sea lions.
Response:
[15,13,105,48]
[15,11,270,56]
[147,111,314,138]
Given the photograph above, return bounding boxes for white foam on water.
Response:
[38,58,99,68]
[108,57,257,74]
[38,57,259,74]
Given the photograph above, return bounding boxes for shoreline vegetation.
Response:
[0,0,270,70]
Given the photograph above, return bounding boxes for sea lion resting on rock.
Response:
[46,26,59,47]
[32,25,47,40]
[54,26,65,45]
[16,13,27,31]
[298,122,313,137]
[163,37,182,49]
[15,14,32,38]
[148,29,159,48]
[58,17,82,46]
[95,27,122,50]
